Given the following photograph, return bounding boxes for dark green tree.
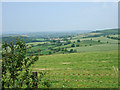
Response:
[77,40,80,42]
[71,44,75,47]
[98,40,101,43]
[49,51,52,55]
[70,49,74,53]
[67,41,71,44]
[1,38,49,88]
[76,44,79,47]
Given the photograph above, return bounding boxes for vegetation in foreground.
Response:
[2,38,51,88]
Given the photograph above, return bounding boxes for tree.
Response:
[49,51,52,55]
[70,49,74,53]
[98,40,101,43]
[64,48,68,52]
[73,41,75,43]
[37,44,42,46]
[67,41,71,44]
[71,44,75,47]
[77,40,80,42]
[76,44,79,47]
[2,38,49,88]
[58,47,61,51]
[63,38,68,41]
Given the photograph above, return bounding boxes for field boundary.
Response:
[46,73,116,76]
[48,78,118,84]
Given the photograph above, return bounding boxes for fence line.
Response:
[47,78,118,84]
[46,72,115,76]
[31,71,117,88]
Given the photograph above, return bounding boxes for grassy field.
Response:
[2,29,119,88]
[26,42,46,46]
[26,30,118,88]
[29,31,118,88]
[68,44,118,53]
[71,36,118,43]
[31,50,118,88]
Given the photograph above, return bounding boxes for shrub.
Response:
[70,49,74,53]
[77,40,80,42]
[71,44,75,47]
[76,44,79,47]
[49,51,52,55]
[2,38,50,88]
[98,40,101,42]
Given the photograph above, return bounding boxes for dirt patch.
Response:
[87,61,97,62]
[33,68,53,70]
[67,68,72,70]
[84,70,90,73]
[101,61,107,63]
[62,62,71,64]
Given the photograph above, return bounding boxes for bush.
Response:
[67,41,71,44]
[70,49,74,53]
[77,40,80,42]
[2,38,50,88]
[69,49,77,53]
[71,44,75,47]
[89,44,92,46]
[49,51,52,55]
[37,44,42,46]
[98,40,101,42]
[76,44,79,47]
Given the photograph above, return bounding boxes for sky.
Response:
[2,2,118,34]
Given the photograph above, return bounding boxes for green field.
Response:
[29,30,118,88]
[2,29,119,88]
[19,29,120,88]
[72,36,118,43]
[26,42,46,46]
[31,50,118,88]
[68,44,118,53]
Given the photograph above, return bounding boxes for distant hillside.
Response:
[91,29,119,35]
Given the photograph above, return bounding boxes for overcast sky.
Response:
[2,2,118,33]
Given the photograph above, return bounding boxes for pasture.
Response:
[72,36,118,44]
[68,44,118,53]
[2,29,119,88]
[31,50,118,88]
[26,42,46,46]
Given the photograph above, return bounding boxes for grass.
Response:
[68,43,118,53]
[2,29,119,88]
[26,42,46,46]
[109,34,118,37]
[17,30,120,88]
[31,50,118,88]
[53,40,104,50]
[71,36,118,43]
